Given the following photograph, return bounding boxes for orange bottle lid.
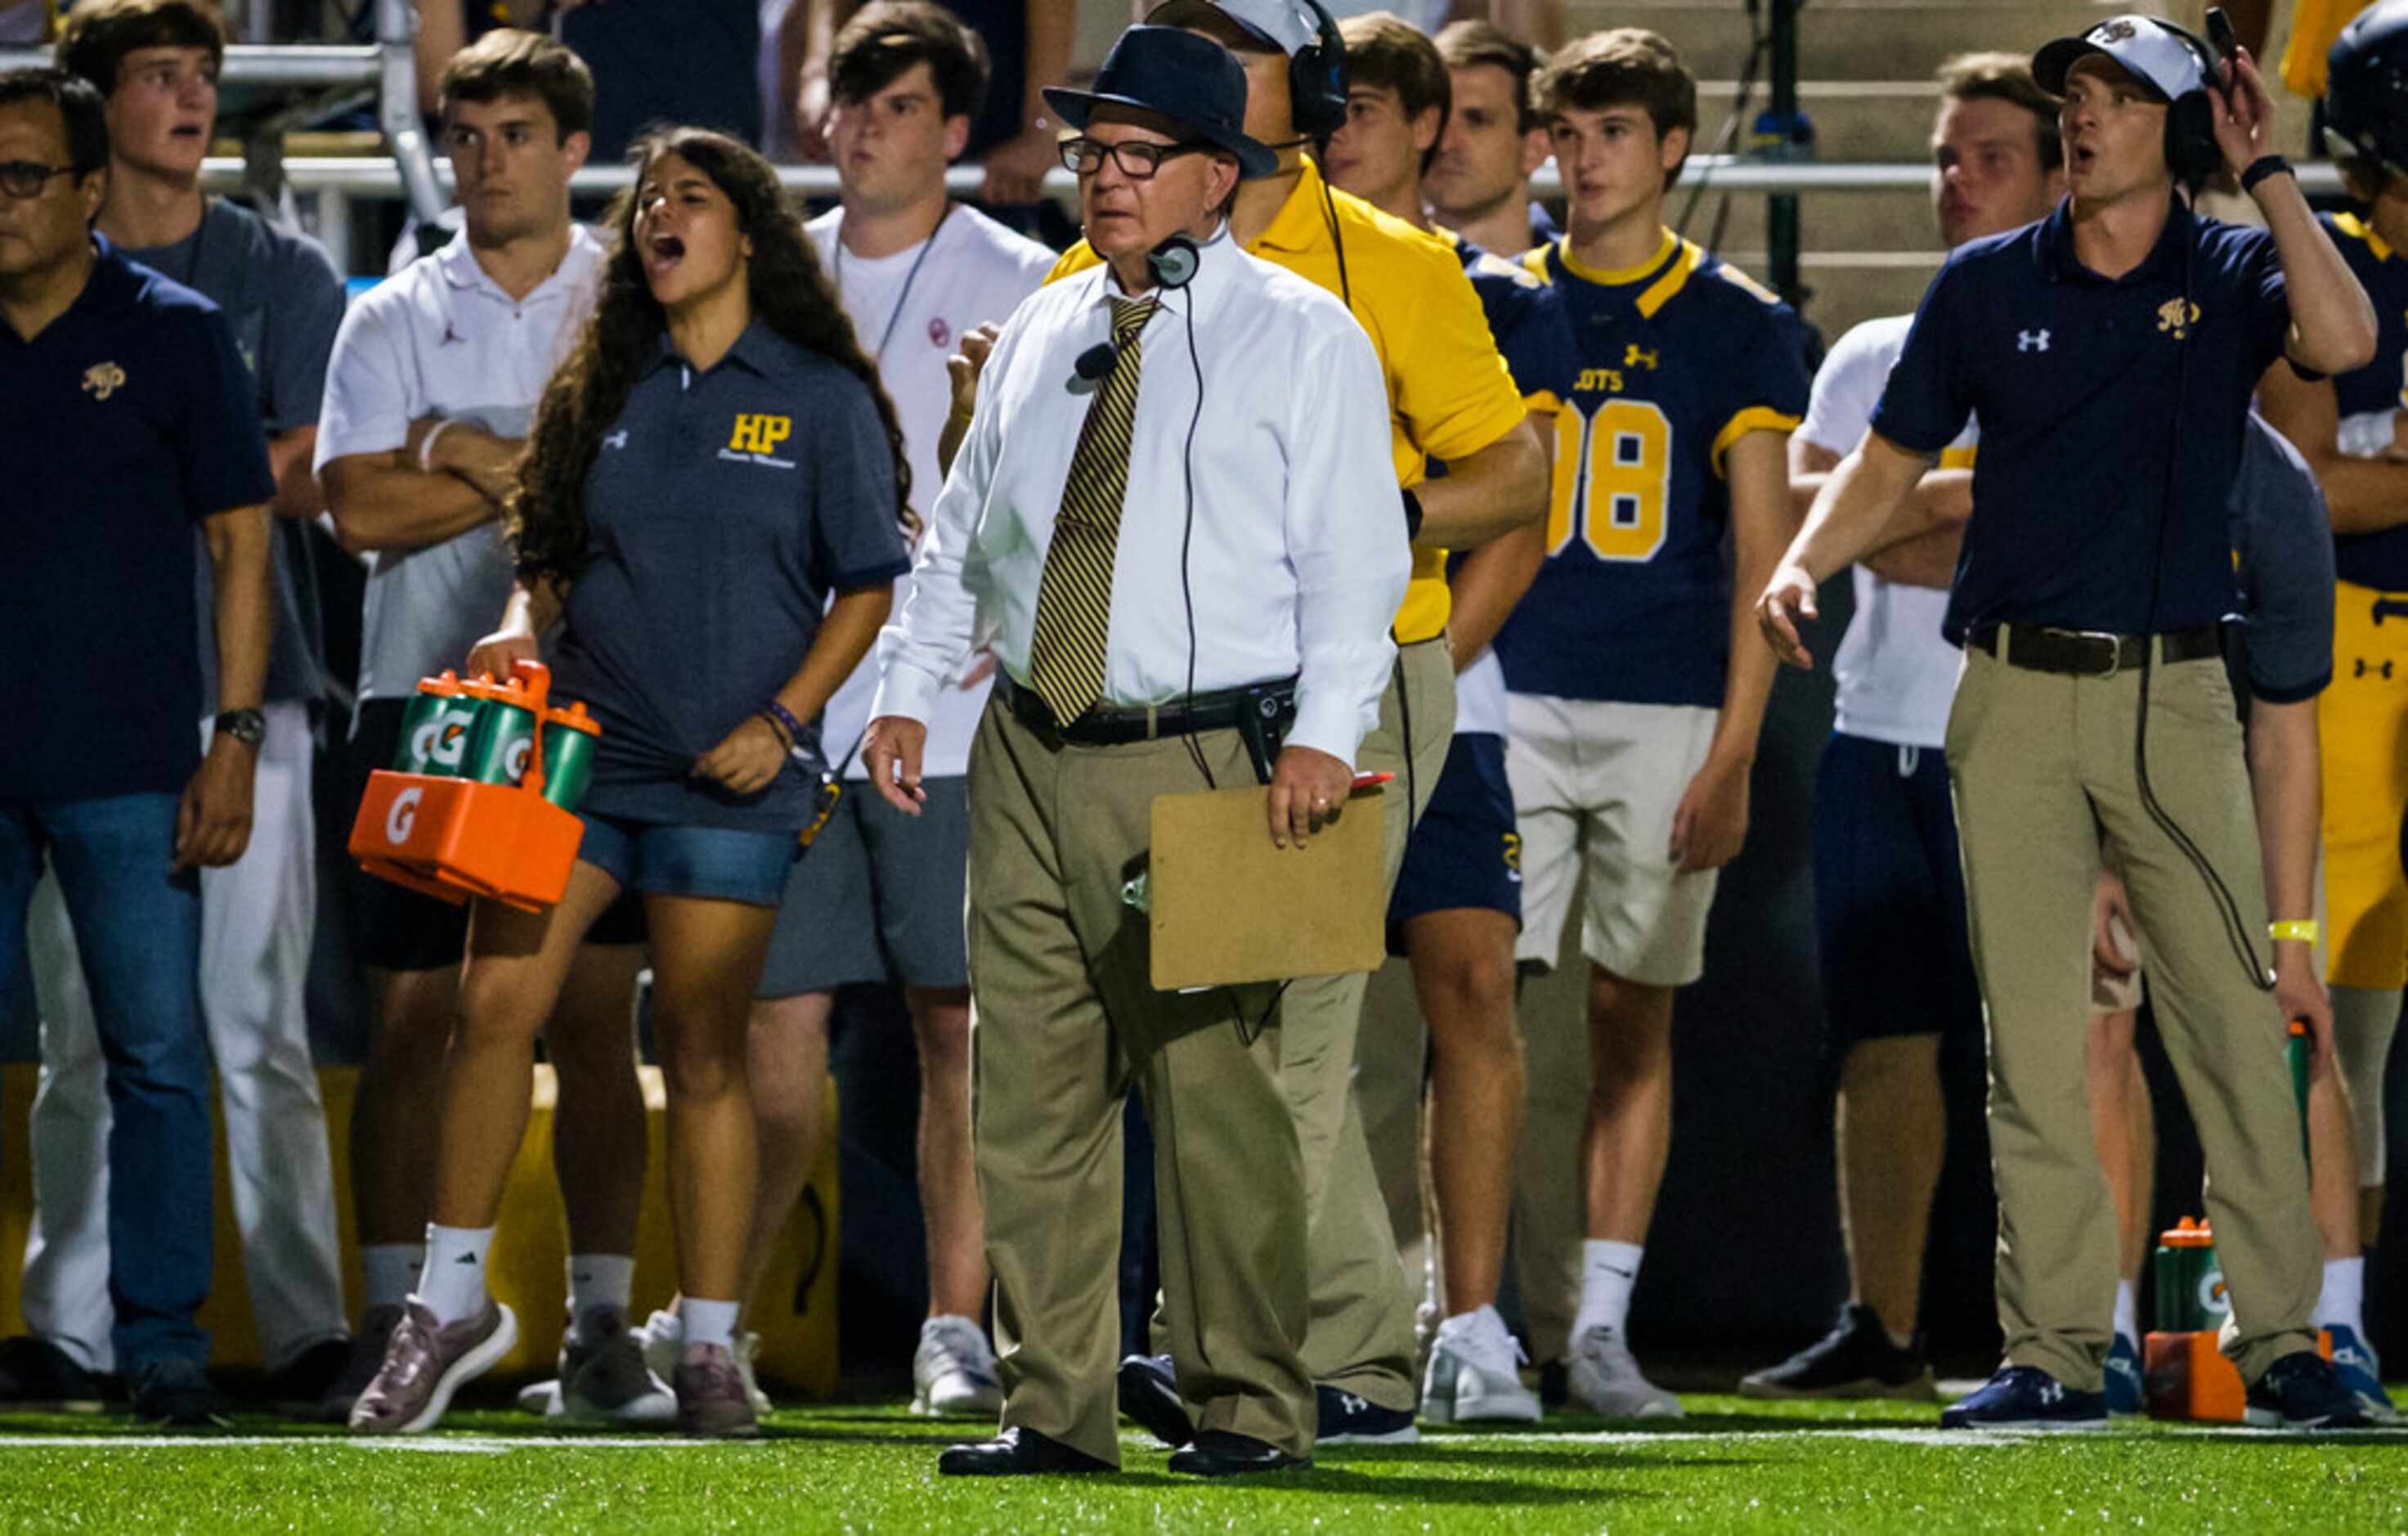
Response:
[544,699,601,735]
[2159,1215,2215,1247]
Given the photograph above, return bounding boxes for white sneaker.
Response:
[912,1315,1003,1417]
[1567,1324,1682,1419]
[1422,1306,1542,1426]
[637,1307,684,1387]
[733,1330,773,1417]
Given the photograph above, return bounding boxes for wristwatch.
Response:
[214,708,267,748]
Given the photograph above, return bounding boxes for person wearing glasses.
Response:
[0,65,276,1428]
[865,25,1405,1478]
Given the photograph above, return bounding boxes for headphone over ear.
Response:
[1288,0,1349,140]
[2150,18,2224,190]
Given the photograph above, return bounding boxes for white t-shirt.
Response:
[1455,648,1507,736]
[316,226,608,716]
[808,204,1053,779]
[1796,313,1979,751]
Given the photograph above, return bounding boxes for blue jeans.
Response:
[0,794,212,1370]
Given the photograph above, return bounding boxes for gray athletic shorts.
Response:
[755,775,969,998]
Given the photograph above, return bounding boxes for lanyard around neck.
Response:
[835,201,953,362]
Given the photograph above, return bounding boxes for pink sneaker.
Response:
[675,1342,759,1439]
[348,1299,518,1435]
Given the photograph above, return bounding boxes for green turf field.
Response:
[1,1394,2403,1532]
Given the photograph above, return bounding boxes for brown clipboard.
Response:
[1147,783,1388,990]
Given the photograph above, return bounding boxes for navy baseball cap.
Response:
[1043,26,1278,180]
[2033,14,2213,103]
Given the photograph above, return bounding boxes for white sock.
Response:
[2113,1279,2138,1345]
[2317,1255,2366,1336]
[567,1254,636,1338]
[679,1297,741,1352]
[417,1224,496,1325]
[362,1244,424,1313]
[1572,1240,1643,1339]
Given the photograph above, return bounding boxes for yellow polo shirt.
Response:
[1045,157,1529,644]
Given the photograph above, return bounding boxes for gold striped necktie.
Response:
[1027,294,1159,726]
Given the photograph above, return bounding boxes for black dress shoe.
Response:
[1167,1430,1311,1477]
[938,1426,1115,1476]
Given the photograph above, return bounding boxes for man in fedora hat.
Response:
[865,24,1407,1477]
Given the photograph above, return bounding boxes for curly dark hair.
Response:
[509,125,912,588]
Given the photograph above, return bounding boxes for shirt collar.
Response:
[646,316,782,379]
[2036,193,2193,285]
[1251,155,1334,258]
[1077,221,1240,333]
[437,221,603,302]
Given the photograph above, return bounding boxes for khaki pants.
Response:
[1947,645,2318,1388]
[1285,637,1456,1408]
[969,697,1312,1464]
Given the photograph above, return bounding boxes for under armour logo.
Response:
[2017,329,2051,353]
[2038,1381,2064,1404]
[2354,658,2395,680]
[603,429,629,451]
[439,321,466,347]
[1624,344,1658,369]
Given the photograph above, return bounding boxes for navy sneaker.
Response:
[2244,1350,2374,1430]
[1316,1384,1419,1445]
[2104,1333,2144,1417]
[1939,1366,2107,1431]
[1116,1354,1194,1449]
[2323,1325,2400,1425]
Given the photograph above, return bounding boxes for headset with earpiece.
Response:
[2148,18,2226,193]
[1286,0,1350,141]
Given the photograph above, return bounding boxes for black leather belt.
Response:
[998,671,1296,746]
[1968,622,2222,677]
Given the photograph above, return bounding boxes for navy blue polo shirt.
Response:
[2231,413,2335,703]
[0,237,274,804]
[1871,196,2292,644]
[549,320,909,833]
[2315,212,2408,591]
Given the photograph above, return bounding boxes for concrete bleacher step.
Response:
[1575,0,2170,82]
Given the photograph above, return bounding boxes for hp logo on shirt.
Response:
[2017,330,2051,353]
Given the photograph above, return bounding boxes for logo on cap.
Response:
[2098,19,2137,43]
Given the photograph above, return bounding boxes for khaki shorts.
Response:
[1505,692,1720,987]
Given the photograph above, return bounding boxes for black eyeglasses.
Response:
[1057,137,1211,179]
[0,160,78,200]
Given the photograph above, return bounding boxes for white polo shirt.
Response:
[1796,312,1980,751]
[316,225,607,715]
[807,204,1053,779]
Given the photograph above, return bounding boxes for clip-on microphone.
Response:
[1074,234,1204,381]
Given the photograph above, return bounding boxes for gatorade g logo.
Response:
[2199,1266,2228,1315]
[385,786,424,844]
[413,710,473,768]
[504,737,534,783]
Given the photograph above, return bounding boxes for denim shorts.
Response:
[574,811,798,908]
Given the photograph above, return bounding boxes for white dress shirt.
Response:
[872,227,1408,767]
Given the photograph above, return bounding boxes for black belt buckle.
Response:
[1233,685,1294,785]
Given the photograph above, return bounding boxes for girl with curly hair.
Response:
[348,126,909,1442]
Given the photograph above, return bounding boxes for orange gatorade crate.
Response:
[348,659,594,911]
[2143,1330,2335,1421]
